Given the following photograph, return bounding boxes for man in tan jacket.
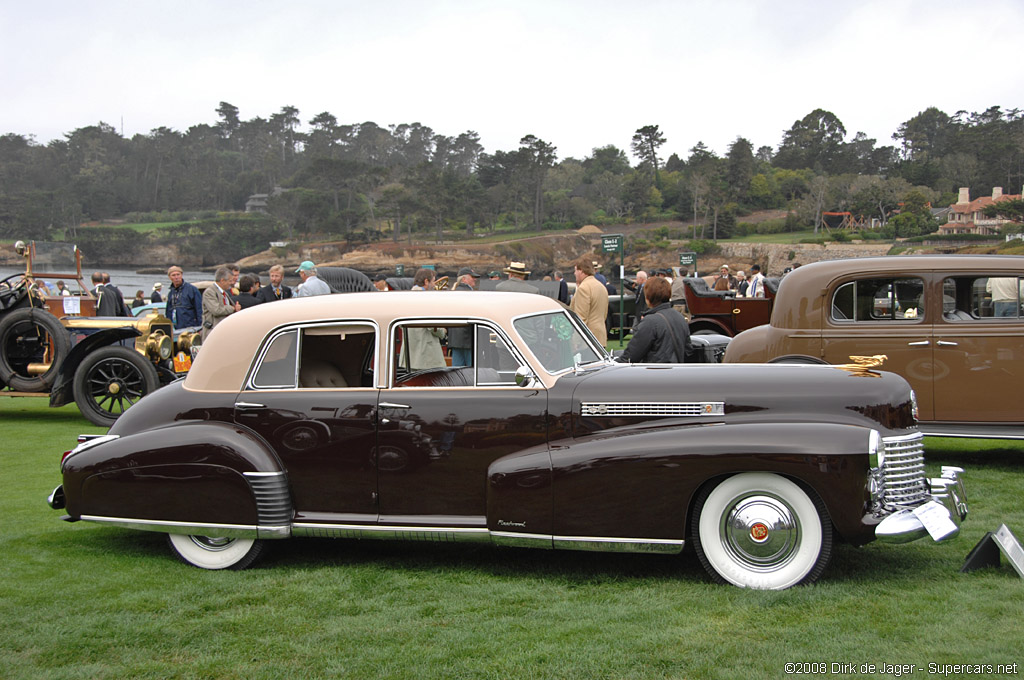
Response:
[570,256,609,346]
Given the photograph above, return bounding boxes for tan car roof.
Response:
[184,291,566,392]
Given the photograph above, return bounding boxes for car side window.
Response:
[298,324,376,389]
[391,321,519,387]
[831,277,924,322]
[980,276,1023,318]
[251,329,298,388]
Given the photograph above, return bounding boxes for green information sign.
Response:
[395,264,405,276]
[602,234,623,253]
[679,252,697,267]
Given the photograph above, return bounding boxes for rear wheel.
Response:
[167,534,267,570]
[0,307,70,392]
[72,345,160,426]
[691,472,832,590]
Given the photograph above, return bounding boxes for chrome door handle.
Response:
[378,402,410,409]
[907,340,930,346]
[937,340,958,346]
[234,402,266,410]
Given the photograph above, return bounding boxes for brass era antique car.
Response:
[724,255,1024,440]
[1,241,201,426]
[49,292,967,589]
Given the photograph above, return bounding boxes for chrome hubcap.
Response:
[721,494,800,571]
[189,536,235,551]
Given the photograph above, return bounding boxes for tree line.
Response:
[1,102,1022,243]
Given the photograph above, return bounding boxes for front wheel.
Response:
[167,534,267,570]
[691,472,832,590]
[72,345,160,427]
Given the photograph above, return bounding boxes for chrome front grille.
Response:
[244,471,292,526]
[580,402,724,417]
[879,433,929,508]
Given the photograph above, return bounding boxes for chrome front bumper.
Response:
[876,466,968,544]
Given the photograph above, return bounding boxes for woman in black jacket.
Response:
[617,276,691,363]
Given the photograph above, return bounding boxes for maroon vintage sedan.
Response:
[48,292,967,589]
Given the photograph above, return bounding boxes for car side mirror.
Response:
[514,365,536,388]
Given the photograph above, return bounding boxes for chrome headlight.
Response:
[868,429,884,469]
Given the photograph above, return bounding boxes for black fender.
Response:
[548,421,875,544]
[487,444,553,538]
[61,421,290,534]
[50,327,141,407]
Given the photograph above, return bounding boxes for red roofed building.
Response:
[939,186,1022,235]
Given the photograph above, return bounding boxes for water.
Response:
[0,266,215,299]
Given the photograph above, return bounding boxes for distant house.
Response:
[939,186,1022,236]
[245,194,269,213]
[245,186,284,214]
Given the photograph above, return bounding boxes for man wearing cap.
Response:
[150,282,163,303]
[255,264,293,303]
[294,261,331,297]
[166,265,203,329]
[496,261,539,294]
[713,264,737,292]
[570,256,609,346]
[448,267,479,367]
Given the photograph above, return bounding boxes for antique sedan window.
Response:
[392,321,522,387]
[251,329,298,388]
[940,275,1024,319]
[513,311,603,372]
[831,278,924,322]
[250,324,376,390]
[298,324,376,388]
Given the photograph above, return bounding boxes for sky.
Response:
[3,0,1023,162]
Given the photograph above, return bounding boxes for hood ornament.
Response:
[837,354,887,377]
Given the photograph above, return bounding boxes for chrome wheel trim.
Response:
[720,493,801,572]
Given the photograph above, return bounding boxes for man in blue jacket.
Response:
[166,265,203,329]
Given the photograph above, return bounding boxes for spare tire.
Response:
[0,307,71,392]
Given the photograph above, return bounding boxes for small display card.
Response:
[63,296,81,315]
[912,501,959,541]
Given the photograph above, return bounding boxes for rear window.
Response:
[831,277,924,322]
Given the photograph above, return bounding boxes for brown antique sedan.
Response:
[49,292,967,589]
[724,255,1024,439]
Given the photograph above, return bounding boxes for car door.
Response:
[233,322,381,521]
[932,274,1024,423]
[376,319,549,530]
[821,275,936,420]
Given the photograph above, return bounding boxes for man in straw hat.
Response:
[496,261,538,294]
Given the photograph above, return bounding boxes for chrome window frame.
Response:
[246,319,380,391]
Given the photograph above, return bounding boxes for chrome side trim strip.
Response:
[553,535,685,554]
[581,401,724,417]
[79,515,290,539]
[490,531,554,549]
[292,523,490,543]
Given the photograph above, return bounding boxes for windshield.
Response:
[513,311,605,373]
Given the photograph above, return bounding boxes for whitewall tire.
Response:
[691,472,832,590]
[166,534,267,570]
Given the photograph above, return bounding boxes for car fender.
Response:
[62,420,290,536]
[50,327,140,407]
[689,317,733,336]
[548,421,874,543]
[487,444,553,539]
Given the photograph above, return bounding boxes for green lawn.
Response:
[1,397,1022,679]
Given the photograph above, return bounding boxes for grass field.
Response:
[1,397,1022,679]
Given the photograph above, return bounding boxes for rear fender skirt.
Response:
[62,422,290,530]
[550,421,874,543]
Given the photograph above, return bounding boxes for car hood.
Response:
[567,362,917,436]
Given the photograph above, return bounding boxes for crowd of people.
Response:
[27,255,780,364]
